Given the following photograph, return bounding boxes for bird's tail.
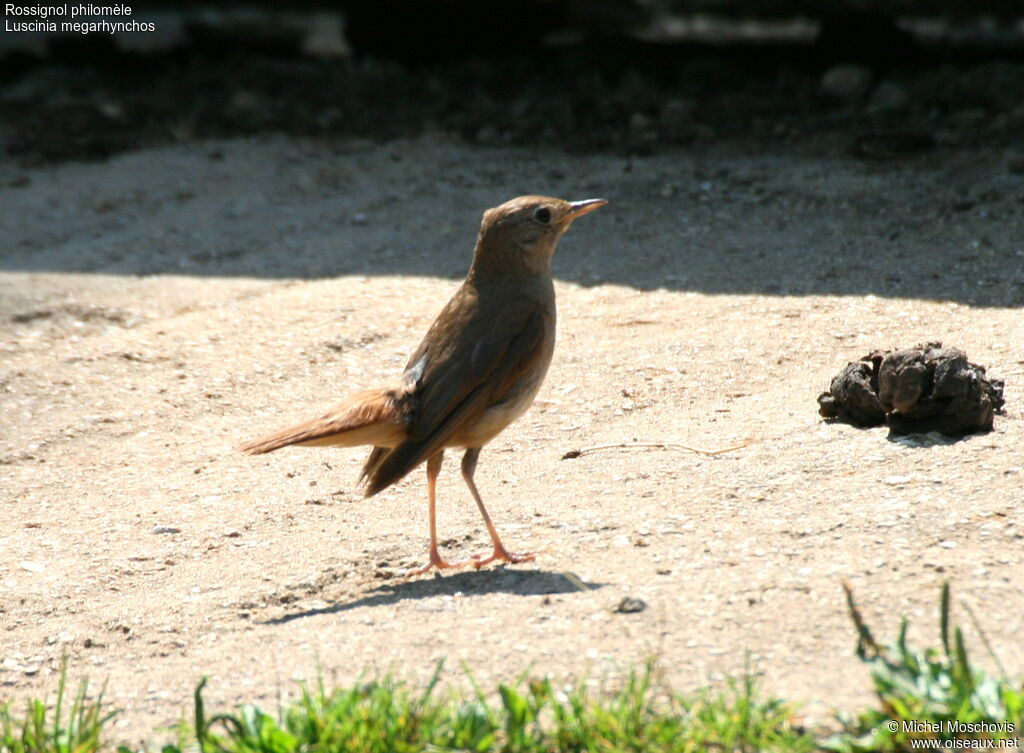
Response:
[238,388,406,455]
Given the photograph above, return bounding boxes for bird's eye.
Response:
[533,207,552,224]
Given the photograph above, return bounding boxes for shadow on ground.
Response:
[263,569,605,625]
[3,30,1024,306]
[4,174,1023,308]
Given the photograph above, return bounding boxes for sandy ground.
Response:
[1,134,1022,744]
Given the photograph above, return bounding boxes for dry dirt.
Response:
[1,134,1022,744]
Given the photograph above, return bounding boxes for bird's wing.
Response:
[362,299,547,496]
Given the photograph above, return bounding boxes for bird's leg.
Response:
[406,451,461,575]
[461,448,535,568]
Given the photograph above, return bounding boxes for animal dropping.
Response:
[818,342,1005,436]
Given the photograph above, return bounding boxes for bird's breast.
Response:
[450,332,554,449]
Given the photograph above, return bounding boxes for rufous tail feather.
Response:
[238,389,406,455]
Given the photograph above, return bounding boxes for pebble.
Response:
[629,112,654,132]
[301,12,349,59]
[884,475,912,485]
[869,81,909,112]
[820,64,873,100]
[152,525,180,534]
[615,597,647,614]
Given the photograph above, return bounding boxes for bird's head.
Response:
[470,195,606,279]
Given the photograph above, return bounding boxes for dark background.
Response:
[2,1,1023,165]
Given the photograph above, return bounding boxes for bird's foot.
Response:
[406,549,463,576]
[469,545,535,570]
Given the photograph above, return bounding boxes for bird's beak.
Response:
[566,198,607,221]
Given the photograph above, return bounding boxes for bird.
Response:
[239,195,606,575]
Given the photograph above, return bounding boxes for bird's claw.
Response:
[407,547,535,576]
[469,548,535,569]
[406,552,461,576]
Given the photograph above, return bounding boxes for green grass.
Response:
[824,582,1024,752]
[3,662,810,753]
[0,659,112,753]
[182,660,812,753]
[2,583,1021,753]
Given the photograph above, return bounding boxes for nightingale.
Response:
[240,195,606,574]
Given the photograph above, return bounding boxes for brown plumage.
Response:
[240,195,606,574]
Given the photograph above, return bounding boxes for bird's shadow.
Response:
[261,568,605,625]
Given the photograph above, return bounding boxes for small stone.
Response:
[97,101,123,120]
[614,597,647,614]
[820,64,873,100]
[19,561,44,573]
[152,525,180,534]
[869,81,908,112]
[629,112,654,132]
[301,12,349,59]
[660,98,693,126]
